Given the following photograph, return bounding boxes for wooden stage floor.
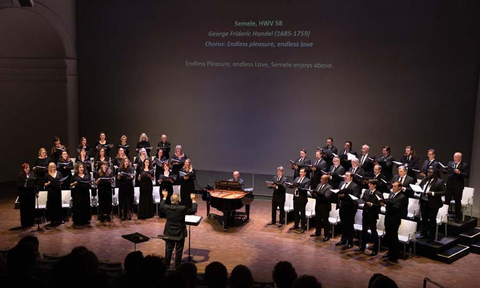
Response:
[1,185,479,288]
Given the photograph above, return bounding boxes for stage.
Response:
[1,183,479,288]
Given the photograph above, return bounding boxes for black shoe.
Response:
[299,229,305,234]
[426,238,435,243]
[346,244,353,249]
[382,253,390,258]
[277,223,284,228]
[289,226,299,231]
[455,218,461,223]
[310,233,320,237]
[355,247,365,252]
[267,221,275,225]
[418,234,427,239]
[335,241,346,246]
[323,236,330,242]
[370,251,378,256]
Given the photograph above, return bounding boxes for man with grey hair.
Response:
[391,166,415,198]
[268,166,288,227]
[359,144,373,176]
[349,157,365,186]
[443,152,470,223]
[160,190,197,268]
[229,171,245,189]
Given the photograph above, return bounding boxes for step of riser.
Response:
[435,246,470,264]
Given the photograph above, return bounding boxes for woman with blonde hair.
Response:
[34,147,50,188]
[44,162,64,226]
[180,159,196,208]
[171,145,187,179]
[136,133,152,156]
[118,134,130,158]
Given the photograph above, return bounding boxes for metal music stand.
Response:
[122,232,150,251]
[183,215,203,262]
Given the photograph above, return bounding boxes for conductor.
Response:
[160,190,197,268]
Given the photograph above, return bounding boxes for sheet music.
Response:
[347,153,356,161]
[330,189,339,194]
[409,184,424,193]
[438,162,447,169]
[265,181,276,188]
[185,215,202,224]
[393,161,403,166]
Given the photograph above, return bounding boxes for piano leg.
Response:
[223,211,229,231]
[206,201,211,217]
[245,204,250,222]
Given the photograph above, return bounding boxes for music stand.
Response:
[122,232,150,251]
[31,192,45,233]
[183,215,203,262]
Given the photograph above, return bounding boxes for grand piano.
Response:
[202,180,254,230]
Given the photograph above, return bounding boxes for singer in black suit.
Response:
[392,166,415,199]
[382,181,408,262]
[376,146,395,181]
[311,150,328,189]
[443,152,470,222]
[419,168,446,242]
[357,179,383,255]
[160,191,197,268]
[328,157,345,189]
[335,172,361,248]
[339,141,357,171]
[420,149,440,177]
[369,165,389,193]
[267,166,288,226]
[358,144,374,176]
[310,175,333,241]
[290,149,312,179]
[322,137,338,168]
[349,158,365,186]
[288,168,311,233]
[399,146,420,182]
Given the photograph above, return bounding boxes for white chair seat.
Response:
[354,224,363,231]
[398,235,411,243]
[380,206,386,213]
[377,230,385,237]
[329,217,340,224]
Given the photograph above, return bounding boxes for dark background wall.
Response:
[76,0,480,176]
[0,5,69,182]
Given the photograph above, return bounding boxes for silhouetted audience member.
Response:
[18,235,40,259]
[111,251,144,288]
[141,255,167,287]
[368,273,398,288]
[159,270,189,288]
[5,243,40,287]
[204,261,228,288]
[293,275,322,288]
[229,265,254,288]
[50,253,88,288]
[177,262,198,288]
[272,261,298,288]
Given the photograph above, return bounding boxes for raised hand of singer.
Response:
[162,190,168,198]
[190,193,196,201]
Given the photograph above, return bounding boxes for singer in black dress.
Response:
[136,133,152,156]
[118,134,130,158]
[179,159,196,208]
[16,163,37,227]
[158,162,175,205]
[76,148,92,174]
[71,164,92,227]
[96,162,113,221]
[171,145,187,182]
[34,148,50,189]
[44,163,63,226]
[95,132,111,157]
[77,137,93,158]
[153,148,167,183]
[57,151,74,189]
[117,158,135,220]
[138,159,154,219]
[50,136,65,163]
[95,148,111,171]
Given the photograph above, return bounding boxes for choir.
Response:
[17,133,195,228]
